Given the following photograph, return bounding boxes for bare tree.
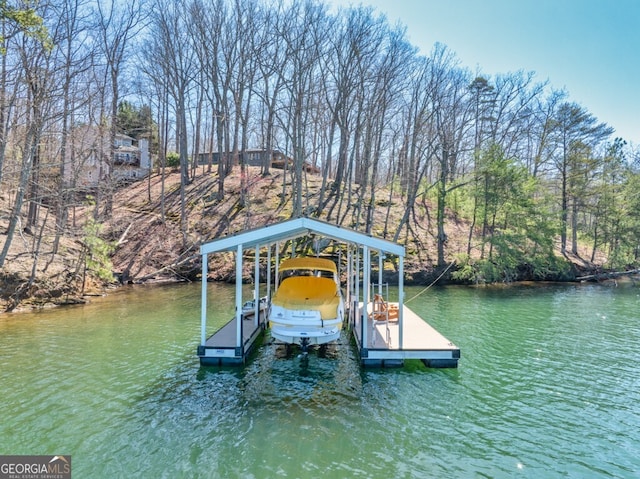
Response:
[0,31,52,268]
[321,6,368,221]
[149,0,197,242]
[92,0,144,218]
[361,25,414,233]
[330,7,389,227]
[253,1,288,177]
[429,44,474,266]
[48,0,93,256]
[191,0,232,200]
[278,0,330,218]
[0,12,27,193]
[229,0,261,211]
[528,88,566,178]
[392,55,437,244]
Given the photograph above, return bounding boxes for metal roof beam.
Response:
[199,217,404,257]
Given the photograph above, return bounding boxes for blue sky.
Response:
[330,0,639,146]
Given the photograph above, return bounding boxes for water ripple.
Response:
[2,283,640,478]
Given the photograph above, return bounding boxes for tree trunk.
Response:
[178,96,189,244]
[0,125,37,268]
[571,198,579,255]
[560,158,568,255]
[436,147,449,267]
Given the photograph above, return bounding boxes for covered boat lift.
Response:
[197,216,459,367]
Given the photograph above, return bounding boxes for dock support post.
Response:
[254,245,260,327]
[236,244,243,351]
[275,242,280,290]
[399,255,404,349]
[346,247,352,324]
[354,248,360,332]
[378,253,383,296]
[362,245,369,349]
[201,253,208,346]
[267,246,272,304]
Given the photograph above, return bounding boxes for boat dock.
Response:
[353,302,460,368]
[197,312,266,366]
[198,301,459,368]
[196,217,460,368]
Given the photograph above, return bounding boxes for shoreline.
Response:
[3,268,637,316]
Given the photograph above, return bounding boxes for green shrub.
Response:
[166,151,180,169]
[83,217,115,282]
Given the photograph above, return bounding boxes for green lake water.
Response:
[1,282,639,478]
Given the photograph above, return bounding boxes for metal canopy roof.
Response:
[199,216,405,256]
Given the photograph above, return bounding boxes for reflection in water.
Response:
[1,282,639,478]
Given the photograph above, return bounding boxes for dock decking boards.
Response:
[198,314,265,366]
[353,303,460,368]
[198,304,459,368]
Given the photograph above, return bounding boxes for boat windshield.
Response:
[278,257,338,280]
[281,269,334,279]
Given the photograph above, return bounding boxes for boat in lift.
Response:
[268,257,345,351]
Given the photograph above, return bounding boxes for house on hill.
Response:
[64,127,151,188]
[112,134,151,182]
[195,148,320,174]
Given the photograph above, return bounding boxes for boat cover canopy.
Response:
[271,276,341,319]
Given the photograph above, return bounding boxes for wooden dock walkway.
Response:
[353,303,460,368]
[198,313,266,366]
[198,303,459,368]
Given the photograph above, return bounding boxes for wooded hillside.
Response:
[0,163,620,312]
